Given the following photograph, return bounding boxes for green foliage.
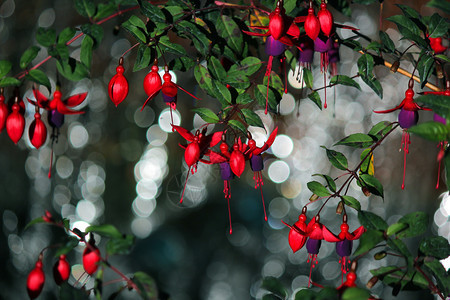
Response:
[133,272,159,300]
[329,75,361,90]
[192,108,219,123]
[419,236,450,259]
[261,277,288,299]
[322,146,349,171]
[307,181,332,197]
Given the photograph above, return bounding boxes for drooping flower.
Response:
[53,254,70,285]
[28,106,47,149]
[143,60,162,101]
[83,236,101,276]
[374,79,431,189]
[429,36,447,54]
[108,57,129,106]
[304,2,320,41]
[317,0,333,37]
[6,95,25,144]
[27,258,45,299]
[284,206,309,253]
[245,127,278,221]
[0,88,8,133]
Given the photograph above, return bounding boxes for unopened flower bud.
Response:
[374,251,387,260]
[366,276,379,289]
[362,186,371,197]
[309,194,319,202]
[390,60,400,73]
[336,201,344,214]
[436,63,443,79]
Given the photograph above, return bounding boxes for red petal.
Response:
[242,30,269,37]
[65,92,88,107]
[173,125,195,141]
[229,150,245,177]
[210,131,223,147]
[209,151,228,164]
[254,127,278,155]
[185,142,201,167]
[33,88,50,109]
[322,226,340,242]
[288,221,308,252]
[348,226,366,240]
[57,102,83,115]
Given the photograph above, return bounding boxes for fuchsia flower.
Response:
[6,95,25,144]
[303,3,320,41]
[428,35,447,54]
[29,106,47,149]
[0,89,7,133]
[143,60,162,100]
[173,125,223,203]
[108,57,129,107]
[27,258,45,299]
[374,79,431,189]
[317,0,333,37]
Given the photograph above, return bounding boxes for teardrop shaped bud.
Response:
[184,142,200,167]
[304,8,320,41]
[143,64,162,97]
[288,214,307,252]
[53,255,70,285]
[6,103,25,144]
[398,108,418,129]
[229,150,245,177]
[0,91,8,133]
[108,58,129,107]
[317,2,333,36]
[269,7,284,40]
[82,242,101,275]
[29,111,47,149]
[27,260,45,299]
[265,35,286,57]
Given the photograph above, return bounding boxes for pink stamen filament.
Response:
[323,71,327,109]
[254,172,268,221]
[265,56,274,114]
[400,130,411,190]
[280,57,288,94]
[223,180,232,234]
[436,142,444,189]
[307,254,318,288]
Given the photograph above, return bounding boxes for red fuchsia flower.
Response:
[6,95,25,144]
[0,88,8,133]
[374,79,431,189]
[245,127,278,221]
[143,60,162,101]
[317,0,333,37]
[108,57,129,107]
[284,206,309,253]
[427,35,447,54]
[28,106,47,149]
[336,270,357,294]
[83,237,101,276]
[173,125,222,203]
[53,255,70,285]
[304,2,321,41]
[42,210,54,223]
[27,257,45,299]
[326,214,365,277]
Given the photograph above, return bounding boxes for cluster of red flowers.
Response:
[173,125,278,234]
[27,211,101,299]
[284,207,365,286]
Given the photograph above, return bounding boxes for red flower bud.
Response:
[53,255,70,285]
[304,7,320,41]
[229,146,245,177]
[6,102,25,144]
[108,58,129,107]
[29,110,47,149]
[143,63,162,98]
[82,242,101,275]
[184,142,200,167]
[0,90,7,133]
[27,260,45,299]
[269,7,285,40]
[317,2,333,37]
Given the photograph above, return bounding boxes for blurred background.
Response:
[0,0,448,299]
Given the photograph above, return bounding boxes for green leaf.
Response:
[358,210,388,231]
[192,108,219,123]
[140,2,165,22]
[419,236,450,259]
[396,4,421,20]
[307,181,332,197]
[330,75,361,90]
[284,50,298,71]
[224,74,251,90]
[427,0,450,14]
[387,238,413,264]
[417,53,435,88]
[24,217,46,231]
[303,69,313,89]
[335,133,374,148]
[55,237,79,257]
[313,174,336,193]
[359,174,384,198]
[57,27,76,45]
[36,27,56,47]
[317,287,339,299]
[159,35,186,56]
[241,108,264,128]
[133,44,152,72]
[0,60,12,77]
[236,93,253,105]
[261,277,288,299]
[122,16,148,43]
[396,212,428,238]
[217,15,243,57]
[416,95,450,119]
[255,84,278,111]
[360,149,374,176]
[341,38,362,52]
[387,15,421,37]
[342,195,361,211]
[235,57,262,76]
[26,69,51,90]
[212,80,232,107]
[341,287,370,300]
[74,0,96,17]
[445,150,450,192]
[106,234,135,255]
[208,56,227,81]
[86,224,123,239]
[409,121,448,142]
[379,31,395,53]
[353,229,384,256]
[428,13,449,38]
[80,24,104,48]
[0,77,21,87]
[322,146,348,170]
[194,64,215,97]
[177,21,210,57]
[386,222,408,236]
[56,58,89,81]
[294,289,317,300]
[80,35,93,69]
[362,76,383,99]
[164,6,185,22]
[423,259,450,297]
[60,282,89,300]
[357,54,374,77]
[435,54,450,62]
[308,91,322,110]
[228,120,247,134]
[20,46,40,69]
[133,272,159,300]
[93,3,116,20]
[366,41,381,53]
[368,121,393,140]
[168,56,195,72]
